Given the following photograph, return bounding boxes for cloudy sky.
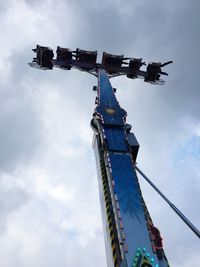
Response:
[0,0,200,266]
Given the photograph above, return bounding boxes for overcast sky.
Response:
[0,0,199,266]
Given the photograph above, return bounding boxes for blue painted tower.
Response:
[91,70,169,267]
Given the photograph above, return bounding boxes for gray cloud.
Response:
[0,0,199,266]
[0,67,45,173]
[0,179,29,233]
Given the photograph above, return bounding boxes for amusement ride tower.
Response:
[29,46,199,267]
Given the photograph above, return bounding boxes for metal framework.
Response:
[29,45,172,84]
[29,45,199,267]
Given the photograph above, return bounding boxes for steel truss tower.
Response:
[29,45,199,267]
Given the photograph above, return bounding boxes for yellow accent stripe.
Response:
[100,160,120,267]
